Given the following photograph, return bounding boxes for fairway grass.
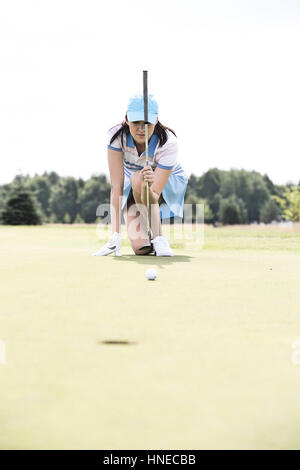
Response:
[1,223,300,449]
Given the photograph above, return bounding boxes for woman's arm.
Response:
[107,147,124,233]
[141,166,172,202]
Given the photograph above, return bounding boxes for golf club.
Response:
[143,70,151,243]
[137,70,153,253]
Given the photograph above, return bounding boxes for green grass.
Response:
[0,223,300,449]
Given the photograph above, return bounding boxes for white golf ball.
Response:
[145,268,157,280]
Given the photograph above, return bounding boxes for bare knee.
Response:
[130,171,143,192]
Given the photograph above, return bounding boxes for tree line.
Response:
[0,169,299,225]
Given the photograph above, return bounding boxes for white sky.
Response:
[1,0,300,186]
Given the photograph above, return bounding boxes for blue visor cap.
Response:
[127,93,158,125]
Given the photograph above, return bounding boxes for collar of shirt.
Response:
[125,132,159,158]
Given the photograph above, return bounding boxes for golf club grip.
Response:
[143,70,148,123]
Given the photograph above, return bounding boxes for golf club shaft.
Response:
[143,70,150,238]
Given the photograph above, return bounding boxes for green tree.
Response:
[209,192,222,223]
[27,175,51,217]
[64,177,80,222]
[49,177,79,223]
[259,199,282,223]
[1,188,42,225]
[263,174,277,195]
[63,213,71,224]
[78,175,110,223]
[0,185,10,221]
[49,183,68,222]
[218,195,248,225]
[272,186,300,221]
[78,178,85,189]
[185,174,201,200]
[198,168,224,199]
[220,170,269,223]
[184,193,213,223]
[48,213,58,223]
[45,171,60,186]
[74,213,84,223]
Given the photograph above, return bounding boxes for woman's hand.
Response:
[141,165,155,186]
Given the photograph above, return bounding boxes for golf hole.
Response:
[99,340,137,346]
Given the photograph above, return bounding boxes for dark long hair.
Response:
[109,115,176,149]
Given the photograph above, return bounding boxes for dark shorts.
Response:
[126,189,165,209]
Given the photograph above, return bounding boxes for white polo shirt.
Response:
[107,124,186,179]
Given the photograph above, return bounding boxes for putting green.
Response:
[1,223,300,449]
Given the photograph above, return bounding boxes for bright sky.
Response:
[1,0,300,186]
